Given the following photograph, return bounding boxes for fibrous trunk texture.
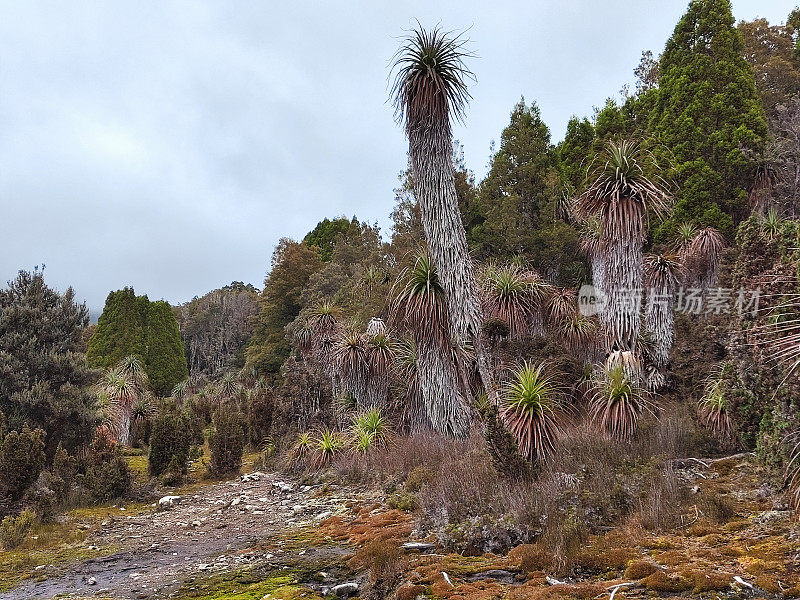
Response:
[416,338,471,438]
[408,122,496,404]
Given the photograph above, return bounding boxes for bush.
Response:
[209,407,246,476]
[247,388,274,447]
[0,427,45,501]
[87,456,131,503]
[159,456,185,487]
[148,410,192,477]
[0,509,35,549]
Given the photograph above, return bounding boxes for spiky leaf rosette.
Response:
[576,140,672,353]
[352,408,390,449]
[390,252,471,438]
[589,362,648,442]
[334,328,368,408]
[391,338,427,433]
[560,313,598,354]
[365,333,393,408]
[673,222,697,257]
[390,252,448,348]
[682,227,724,289]
[481,263,547,338]
[391,25,474,134]
[546,287,577,328]
[697,377,735,443]
[759,208,782,241]
[501,361,565,461]
[390,26,495,409]
[643,254,684,384]
[310,429,345,470]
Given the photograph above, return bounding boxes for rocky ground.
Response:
[2,454,799,600]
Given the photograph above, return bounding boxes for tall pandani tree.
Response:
[576,140,672,354]
[365,318,392,409]
[391,25,496,403]
[390,251,471,438]
[96,355,153,446]
[643,254,684,391]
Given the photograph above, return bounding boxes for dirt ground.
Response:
[2,472,357,600]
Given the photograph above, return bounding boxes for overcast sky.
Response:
[1,1,795,312]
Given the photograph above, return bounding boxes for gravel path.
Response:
[3,472,353,600]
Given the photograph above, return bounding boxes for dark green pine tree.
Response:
[86,288,147,369]
[650,0,768,239]
[144,301,189,396]
[302,217,353,261]
[468,99,583,283]
[0,270,96,456]
[87,288,188,396]
[557,116,595,190]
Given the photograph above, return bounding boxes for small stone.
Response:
[331,582,359,597]
[158,495,182,510]
[402,542,436,553]
[87,576,97,586]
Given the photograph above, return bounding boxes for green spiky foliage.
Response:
[589,362,647,442]
[673,222,698,257]
[392,338,427,434]
[760,208,782,241]
[481,263,548,338]
[546,287,577,328]
[560,313,598,355]
[96,356,152,446]
[352,408,390,449]
[390,251,471,438]
[576,140,671,353]
[501,362,565,462]
[650,0,767,238]
[217,372,243,401]
[311,429,345,469]
[697,374,735,443]
[643,254,684,390]
[391,25,495,406]
[334,328,368,409]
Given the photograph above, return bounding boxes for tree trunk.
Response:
[408,125,498,406]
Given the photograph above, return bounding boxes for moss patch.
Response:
[171,568,322,600]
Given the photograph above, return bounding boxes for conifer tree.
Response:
[88,288,188,396]
[650,0,768,238]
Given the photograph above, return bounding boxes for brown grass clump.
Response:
[624,560,660,579]
[552,582,607,598]
[395,583,427,600]
[576,546,636,572]
[507,543,552,573]
[641,569,693,592]
[347,538,404,600]
[319,503,413,546]
[679,569,733,593]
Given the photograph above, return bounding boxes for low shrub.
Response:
[148,410,192,478]
[0,509,35,550]
[209,406,246,476]
[247,388,274,447]
[347,538,403,600]
[87,455,131,503]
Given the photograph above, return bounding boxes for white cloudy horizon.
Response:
[1,1,794,312]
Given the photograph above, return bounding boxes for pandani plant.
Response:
[391,24,496,405]
[697,369,736,444]
[481,262,548,338]
[390,250,471,438]
[643,254,684,391]
[575,139,672,354]
[501,361,566,462]
[588,357,648,442]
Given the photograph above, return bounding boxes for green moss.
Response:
[171,568,322,600]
